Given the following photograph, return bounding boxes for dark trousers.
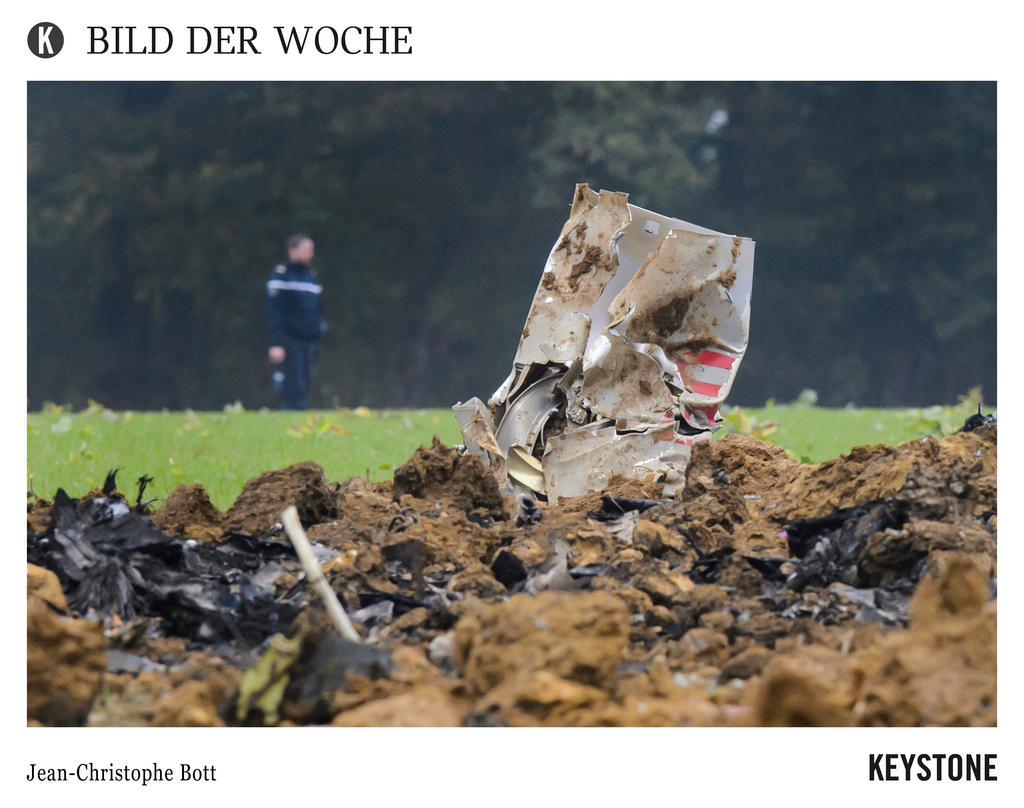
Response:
[280,338,316,410]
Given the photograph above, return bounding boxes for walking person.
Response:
[267,234,324,409]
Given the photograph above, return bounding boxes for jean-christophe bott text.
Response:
[27,763,216,785]
[87,25,412,55]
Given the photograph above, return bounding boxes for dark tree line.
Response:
[27,82,995,410]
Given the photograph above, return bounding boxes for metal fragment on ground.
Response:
[455,183,755,502]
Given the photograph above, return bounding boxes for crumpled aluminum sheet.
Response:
[454,183,755,503]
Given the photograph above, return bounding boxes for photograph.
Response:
[26,80,997,729]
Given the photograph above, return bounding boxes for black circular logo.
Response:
[28,22,64,58]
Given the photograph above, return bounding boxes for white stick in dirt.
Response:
[280,505,361,643]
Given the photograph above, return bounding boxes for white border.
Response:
[6,2,1018,805]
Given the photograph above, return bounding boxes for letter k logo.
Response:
[28,22,64,58]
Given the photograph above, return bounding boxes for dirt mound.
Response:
[332,688,462,727]
[753,554,995,726]
[452,590,631,727]
[456,590,629,693]
[27,563,67,612]
[27,589,106,726]
[687,433,798,496]
[27,497,52,535]
[392,436,508,519]
[686,426,996,521]
[152,483,224,542]
[555,473,667,515]
[223,460,339,534]
[27,422,996,727]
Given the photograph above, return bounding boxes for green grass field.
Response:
[27,395,988,510]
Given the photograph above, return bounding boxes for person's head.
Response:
[286,233,315,265]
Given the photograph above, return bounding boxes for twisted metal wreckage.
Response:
[454,184,755,503]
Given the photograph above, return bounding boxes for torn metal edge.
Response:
[455,183,754,504]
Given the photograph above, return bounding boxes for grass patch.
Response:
[28,393,990,510]
[27,404,462,510]
[717,398,985,463]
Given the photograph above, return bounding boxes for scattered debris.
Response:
[281,504,361,643]
[235,628,394,726]
[959,403,997,433]
[27,418,996,726]
[27,472,320,647]
[455,184,755,502]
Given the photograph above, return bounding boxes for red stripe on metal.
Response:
[695,404,719,421]
[689,379,721,397]
[696,350,735,370]
[686,404,720,423]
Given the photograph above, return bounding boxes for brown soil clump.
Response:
[392,436,507,519]
[27,593,106,725]
[27,563,67,612]
[28,497,52,534]
[149,665,242,727]
[152,483,224,542]
[223,460,338,534]
[332,687,462,727]
[554,473,666,515]
[455,590,630,694]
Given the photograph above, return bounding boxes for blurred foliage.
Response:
[28,82,994,410]
[719,405,779,440]
[285,413,351,438]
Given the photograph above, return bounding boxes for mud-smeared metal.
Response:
[454,184,755,503]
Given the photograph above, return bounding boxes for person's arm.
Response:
[318,274,326,336]
[267,268,287,362]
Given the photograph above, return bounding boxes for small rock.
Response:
[455,590,629,694]
[699,610,735,633]
[332,688,461,727]
[721,646,772,679]
[428,631,456,668]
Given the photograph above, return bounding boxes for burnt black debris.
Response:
[233,630,396,726]
[783,501,906,590]
[27,472,316,646]
[357,589,429,616]
[589,496,675,522]
[284,635,394,724]
[491,549,529,589]
[741,555,790,584]
[743,500,917,626]
[959,404,997,433]
[383,539,425,599]
[515,496,543,527]
[687,547,736,584]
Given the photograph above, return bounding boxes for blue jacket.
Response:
[267,262,324,345]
